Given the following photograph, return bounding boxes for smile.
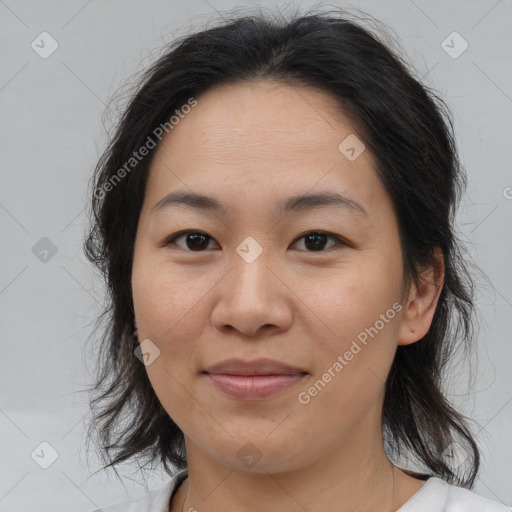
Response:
[205,373,307,400]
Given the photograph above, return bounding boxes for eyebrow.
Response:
[151,190,368,217]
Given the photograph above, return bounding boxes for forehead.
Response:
[144,80,384,220]
[161,80,356,158]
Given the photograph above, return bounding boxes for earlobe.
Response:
[398,247,445,346]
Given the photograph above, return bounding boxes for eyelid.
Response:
[291,230,349,247]
[160,230,216,249]
[161,229,350,251]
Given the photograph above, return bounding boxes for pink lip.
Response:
[206,374,306,400]
[203,358,308,400]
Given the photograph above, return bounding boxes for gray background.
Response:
[0,0,511,510]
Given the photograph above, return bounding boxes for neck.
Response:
[171,433,409,512]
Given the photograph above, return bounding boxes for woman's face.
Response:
[131,80,413,473]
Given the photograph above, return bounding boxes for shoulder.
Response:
[89,469,188,512]
[443,479,510,512]
[406,477,510,512]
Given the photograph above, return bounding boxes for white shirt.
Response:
[91,469,511,511]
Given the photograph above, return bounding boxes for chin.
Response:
[197,427,311,474]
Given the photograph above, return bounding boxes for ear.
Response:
[398,247,445,346]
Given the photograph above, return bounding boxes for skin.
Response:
[131,80,445,512]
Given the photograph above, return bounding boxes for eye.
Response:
[162,230,347,252]
[291,231,347,252]
[163,230,219,251]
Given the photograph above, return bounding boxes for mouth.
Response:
[202,358,308,401]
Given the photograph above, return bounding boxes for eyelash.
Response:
[162,230,349,252]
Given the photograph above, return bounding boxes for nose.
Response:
[210,248,293,338]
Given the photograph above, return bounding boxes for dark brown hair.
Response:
[84,6,481,487]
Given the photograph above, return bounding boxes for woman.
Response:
[84,7,509,512]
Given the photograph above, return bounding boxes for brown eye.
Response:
[163,230,347,252]
[164,231,219,251]
[291,231,346,252]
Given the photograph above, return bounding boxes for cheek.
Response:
[131,263,210,424]
[132,260,207,340]
[295,291,400,434]
[301,261,402,397]
[304,261,401,344]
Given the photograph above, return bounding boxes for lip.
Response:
[203,358,308,401]
[204,358,307,376]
